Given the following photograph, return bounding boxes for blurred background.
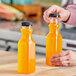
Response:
[0,0,76,57]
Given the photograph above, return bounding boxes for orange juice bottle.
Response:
[18,21,35,74]
[46,13,62,66]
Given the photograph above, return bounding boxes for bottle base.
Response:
[18,70,35,74]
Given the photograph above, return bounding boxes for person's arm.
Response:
[65,4,76,25]
[43,5,70,24]
[43,4,76,26]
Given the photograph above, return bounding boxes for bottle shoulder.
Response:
[18,38,35,44]
[46,32,62,38]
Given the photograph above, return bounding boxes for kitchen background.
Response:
[0,0,76,57]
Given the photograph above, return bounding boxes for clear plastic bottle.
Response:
[46,13,62,66]
[18,21,35,74]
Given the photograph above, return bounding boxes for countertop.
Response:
[0,50,76,76]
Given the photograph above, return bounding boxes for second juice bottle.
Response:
[18,21,35,74]
[46,13,62,66]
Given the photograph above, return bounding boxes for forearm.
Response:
[65,4,76,26]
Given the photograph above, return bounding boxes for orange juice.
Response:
[18,21,35,74]
[46,13,62,66]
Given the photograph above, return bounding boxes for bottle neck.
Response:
[50,17,58,24]
[49,17,59,34]
[21,26,33,40]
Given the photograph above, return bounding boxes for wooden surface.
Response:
[0,51,76,76]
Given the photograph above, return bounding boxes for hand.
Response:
[43,5,70,23]
[50,50,76,66]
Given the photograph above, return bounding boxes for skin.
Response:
[43,5,76,66]
[43,5,70,23]
[50,50,76,66]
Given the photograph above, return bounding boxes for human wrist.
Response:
[64,9,71,22]
[66,10,70,21]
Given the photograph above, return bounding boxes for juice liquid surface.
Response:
[46,23,62,66]
[18,28,35,74]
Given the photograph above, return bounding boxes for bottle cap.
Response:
[22,21,32,26]
[49,13,59,17]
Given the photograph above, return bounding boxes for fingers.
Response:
[62,61,69,66]
[52,50,71,59]
[43,11,50,23]
[52,55,69,62]
[51,61,62,66]
[50,50,73,66]
[51,56,69,63]
[43,5,70,23]
[51,55,70,66]
[43,5,60,23]
[51,60,69,66]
